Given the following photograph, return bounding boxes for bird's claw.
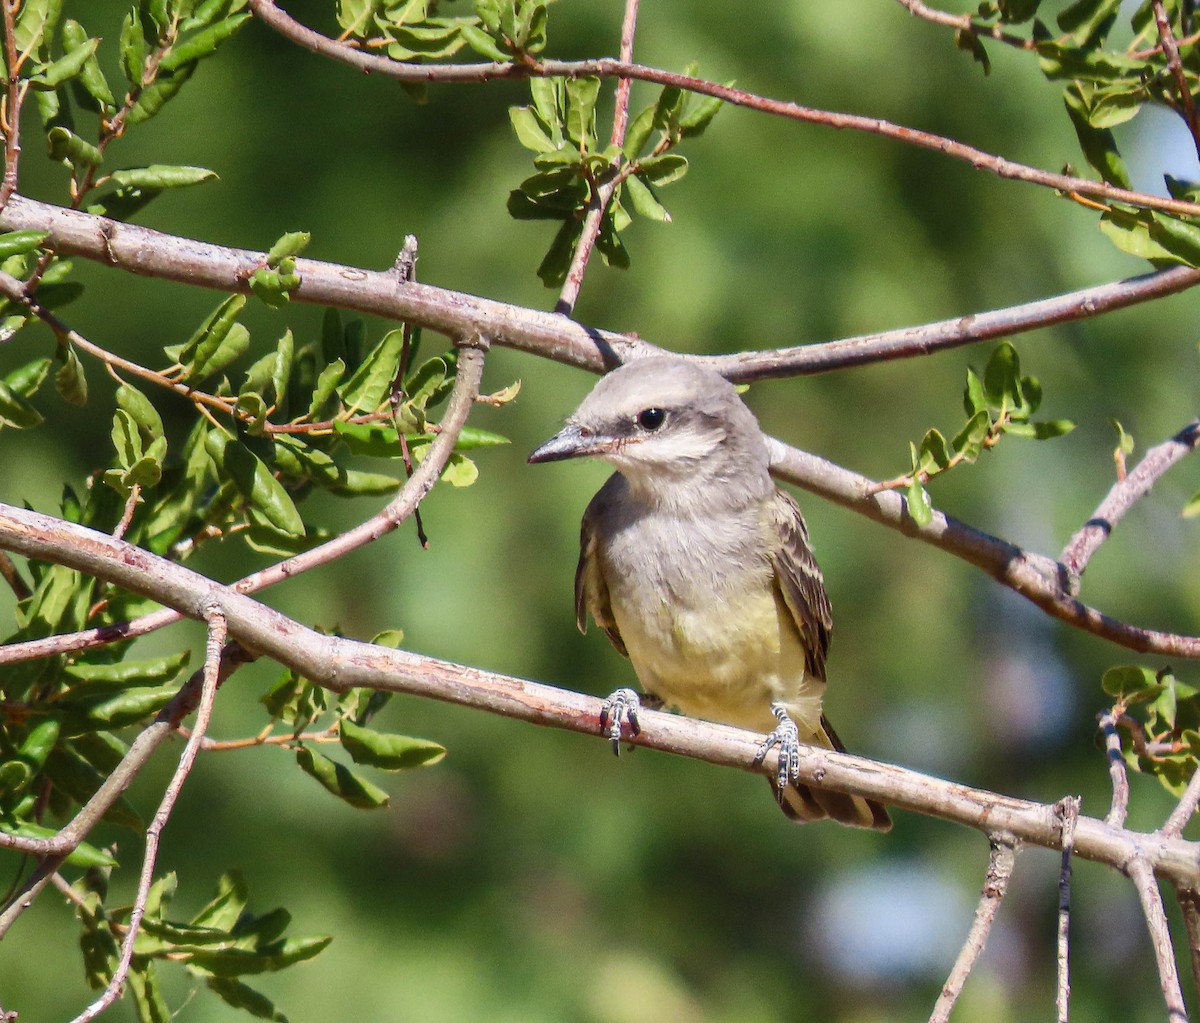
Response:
[599,687,642,754]
[756,703,802,793]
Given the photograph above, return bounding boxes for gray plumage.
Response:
[530,356,890,830]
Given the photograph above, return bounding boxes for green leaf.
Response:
[1004,419,1076,439]
[1062,83,1131,188]
[266,231,311,266]
[127,65,197,125]
[637,153,689,185]
[0,380,44,429]
[205,431,305,537]
[905,478,933,527]
[64,650,189,684]
[0,230,49,259]
[127,960,170,1023]
[203,977,288,1021]
[295,747,389,809]
[1101,664,1164,702]
[185,934,333,976]
[47,126,102,171]
[509,105,556,153]
[340,328,405,414]
[306,358,344,420]
[679,90,725,138]
[63,18,116,111]
[192,871,249,931]
[54,682,180,733]
[439,452,478,487]
[624,174,670,222]
[116,383,165,440]
[120,9,148,84]
[3,821,117,867]
[953,28,991,74]
[564,76,600,146]
[55,344,88,405]
[45,745,143,831]
[109,164,217,189]
[339,719,445,770]
[28,36,99,90]
[159,12,251,72]
[1056,0,1120,45]
[536,218,582,287]
[1110,418,1134,457]
[982,342,1020,409]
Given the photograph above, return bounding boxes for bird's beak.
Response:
[528,423,612,464]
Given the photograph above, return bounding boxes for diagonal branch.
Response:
[3,499,1200,890]
[554,0,640,316]
[246,0,1200,219]
[929,836,1019,1023]
[1061,420,1200,586]
[0,339,487,666]
[1128,855,1190,1022]
[1056,797,1082,1022]
[67,606,227,1023]
[769,444,1200,658]
[3,195,1199,383]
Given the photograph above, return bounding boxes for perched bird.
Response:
[528,355,890,830]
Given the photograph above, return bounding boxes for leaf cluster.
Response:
[936,0,1200,268]
[1102,665,1200,797]
[76,868,330,1022]
[507,73,722,286]
[898,343,1075,525]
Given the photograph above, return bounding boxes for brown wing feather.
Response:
[575,489,628,657]
[768,488,832,681]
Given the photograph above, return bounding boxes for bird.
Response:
[528,355,890,830]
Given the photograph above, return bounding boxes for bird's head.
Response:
[528,356,770,492]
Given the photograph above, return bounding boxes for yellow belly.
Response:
[612,583,825,734]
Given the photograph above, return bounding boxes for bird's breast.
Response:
[597,506,812,731]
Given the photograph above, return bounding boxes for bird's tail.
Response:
[770,714,892,831]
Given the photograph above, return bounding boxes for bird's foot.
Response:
[755,703,802,794]
[599,688,642,754]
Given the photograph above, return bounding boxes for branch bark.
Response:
[929,837,1019,1023]
[246,0,1200,219]
[3,500,1200,889]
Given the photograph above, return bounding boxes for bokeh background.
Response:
[4,0,1200,1020]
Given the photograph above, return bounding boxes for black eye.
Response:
[637,408,666,431]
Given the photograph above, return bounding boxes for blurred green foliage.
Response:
[3,0,1200,1021]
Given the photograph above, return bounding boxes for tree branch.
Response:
[1098,710,1131,828]
[0,339,487,666]
[894,0,1035,50]
[3,195,1199,384]
[554,0,640,316]
[246,0,1200,219]
[1061,420,1200,586]
[769,443,1200,658]
[1056,796,1081,1023]
[67,605,226,1023]
[3,500,1200,890]
[1127,854,1190,1022]
[928,836,1019,1023]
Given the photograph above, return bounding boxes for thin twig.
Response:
[1127,855,1190,1022]
[554,0,640,315]
[388,234,427,547]
[246,0,1200,220]
[0,0,24,213]
[1061,420,1200,587]
[928,836,1019,1023]
[1163,761,1200,838]
[68,605,226,1023]
[1176,886,1200,1005]
[1056,796,1081,1023]
[0,640,252,937]
[1152,0,1200,162]
[112,484,141,542]
[1098,710,1131,828]
[0,338,487,666]
[894,0,1035,50]
[0,549,29,599]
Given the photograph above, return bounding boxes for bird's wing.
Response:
[769,488,833,681]
[575,486,628,657]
